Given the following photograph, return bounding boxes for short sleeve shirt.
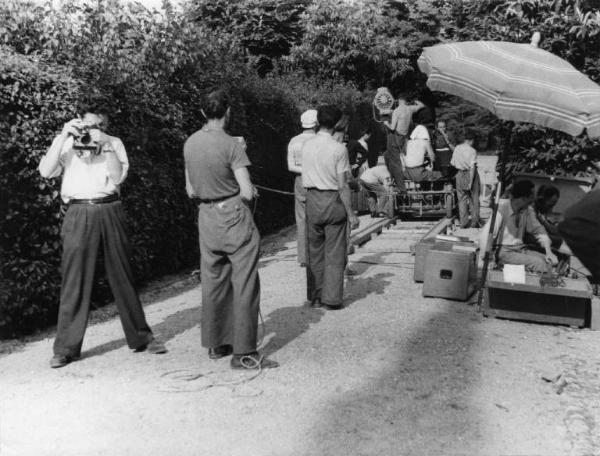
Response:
[451,143,477,170]
[301,131,350,190]
[39,134,129,203]
[183,127,250,200]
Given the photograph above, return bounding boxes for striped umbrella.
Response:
[417,40,600,138]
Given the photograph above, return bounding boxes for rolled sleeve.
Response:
[336,146,350,176]
[230,137,251,171]
[111,138,129,185]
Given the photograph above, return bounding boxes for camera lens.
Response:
[80,132,91,144]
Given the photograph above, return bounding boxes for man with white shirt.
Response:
[302,105,360,310]
[39,108,166,368]
[287,109,318,266]
[359,155,394,218]
[451,129,481,228]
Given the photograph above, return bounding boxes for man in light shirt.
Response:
[359,155,394,218]
[480,180,558,273]
[287,109,318,266]
[451,129,481,228]
[39,108,166,368]
[302,105,360,310]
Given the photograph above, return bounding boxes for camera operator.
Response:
[39,108,166,368]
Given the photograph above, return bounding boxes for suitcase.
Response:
[422,243,478,301]
[483,270,592,327]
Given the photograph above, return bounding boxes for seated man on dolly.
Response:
[480,179,558,273]
[403,125,442,183]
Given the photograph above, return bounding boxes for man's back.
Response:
[184,128,249,200]
[301,131,348,190]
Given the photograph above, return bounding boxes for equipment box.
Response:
[483,270,592,327]
[414,237,475,282]
[422,243,478,301]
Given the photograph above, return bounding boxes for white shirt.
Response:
[287,131,316,174]
[404,139,429,168]
[39,134,128,203]
[301,131,350,190]
[360,165,391,186]
[451,143,477,170]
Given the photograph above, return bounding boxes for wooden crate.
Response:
[422,243,479,301]
[483,270,592,327]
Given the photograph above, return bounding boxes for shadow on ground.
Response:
[300,304,482,456]
[82,305,201,360]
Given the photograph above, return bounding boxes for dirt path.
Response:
[1,218,600,456]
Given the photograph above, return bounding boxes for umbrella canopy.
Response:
[417,40,600,138]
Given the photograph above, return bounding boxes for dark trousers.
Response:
[384,133,406,191]
[54,201,152,357]
[456,169,481,228]
[198,195,260,355]
[360,180,393,217]
[305,189,348,306]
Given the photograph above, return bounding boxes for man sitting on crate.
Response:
[480,180,558,273]
[359,155,394,219]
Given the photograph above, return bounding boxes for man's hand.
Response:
[546,252,559,266]
[61,118,82,137]
[89,129,111,145]
[350,215,360,230]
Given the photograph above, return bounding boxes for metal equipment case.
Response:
[414,237,475,282]
[482,270,592,327]
[422,243,478,301]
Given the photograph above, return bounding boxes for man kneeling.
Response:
[480,180,558,273]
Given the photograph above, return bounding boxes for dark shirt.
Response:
[183,127,250,200]
[413,105,436,129]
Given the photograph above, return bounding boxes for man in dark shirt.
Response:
[184,89,278,370]
[559,188,600,283]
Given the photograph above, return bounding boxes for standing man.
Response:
[432,121,455,178]
[451,129,481,228]
[287,109,318,267]
[39,107,166,368]
[184,89,277,370]
[383,96,424,191]
[302,105,360,310]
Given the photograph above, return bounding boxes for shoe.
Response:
[370,212,377,218]
[136,339,167,354]
[311,298,323,308]
[50,354,74,368]
[208,344,233,360]
[230,353,279,370]
[345,267,358,276]
[321,303,343,311]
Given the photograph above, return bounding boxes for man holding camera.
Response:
[39,108,166,368]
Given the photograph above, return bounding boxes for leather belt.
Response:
[405,164,426,170]
[69,194,120,205]
[195,191,239,204]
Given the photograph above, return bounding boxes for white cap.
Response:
[301,109,318,129]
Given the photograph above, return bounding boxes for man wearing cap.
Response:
[302,105,360,310]
[287,109,318,266]
[39,106,167,368]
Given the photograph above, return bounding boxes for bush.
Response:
[0,48,81,337]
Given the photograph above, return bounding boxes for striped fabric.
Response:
[417,41,600,138]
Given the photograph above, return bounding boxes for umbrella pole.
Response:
[476,130,511,312]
